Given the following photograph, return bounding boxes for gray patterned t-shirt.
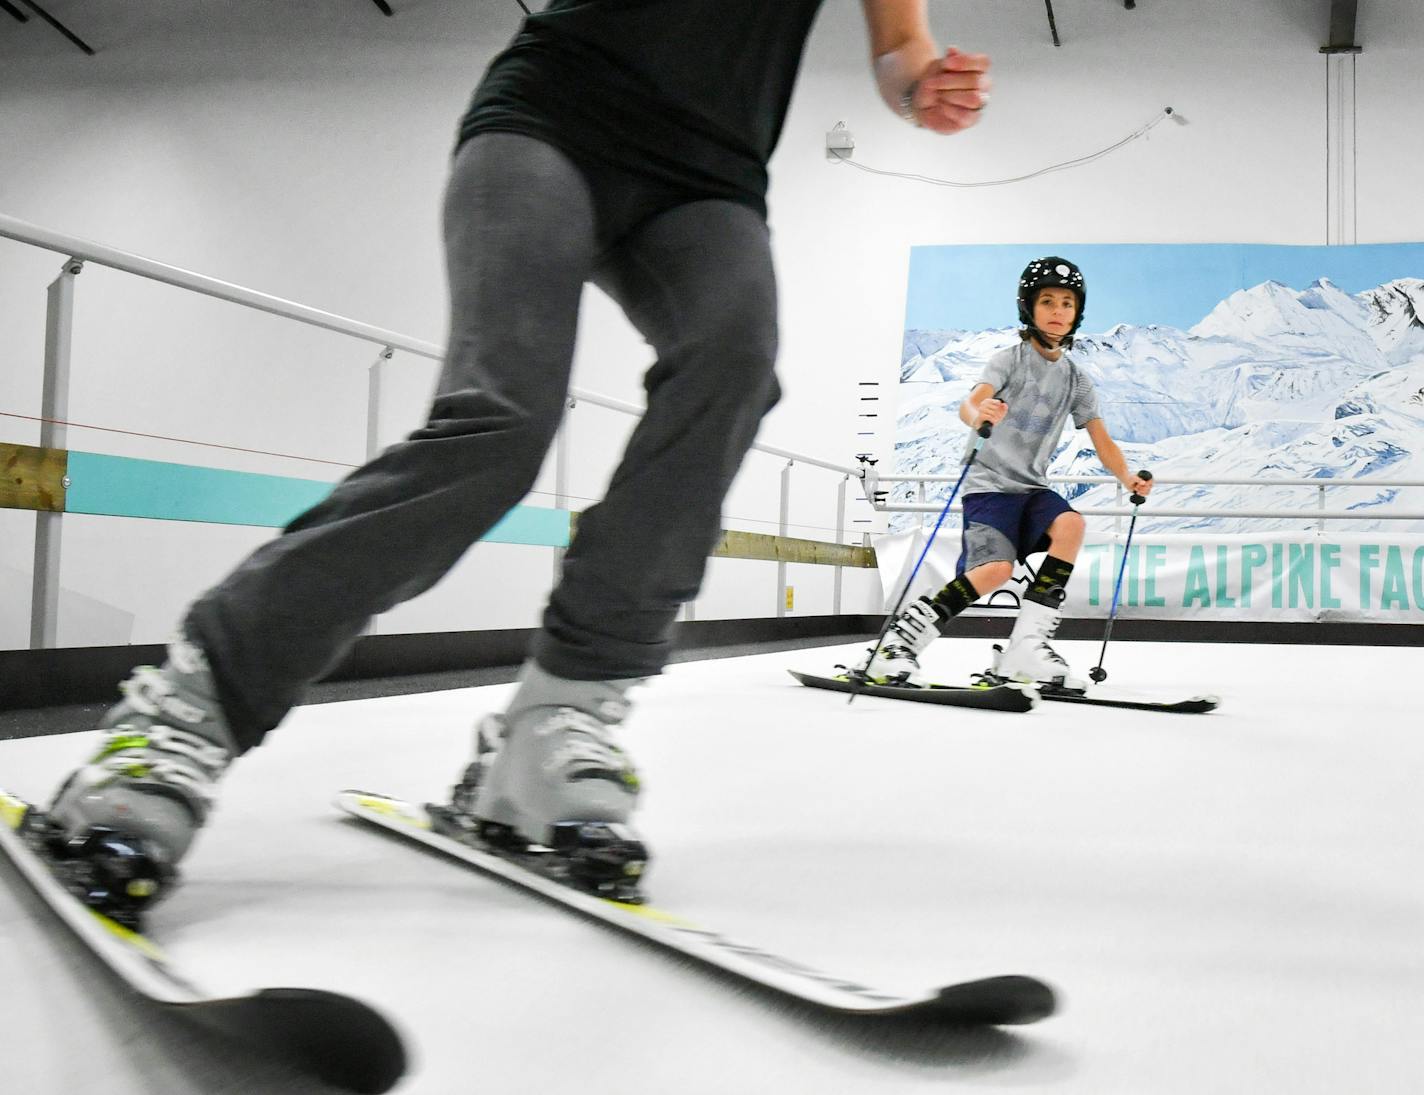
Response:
[960,340,1101,494]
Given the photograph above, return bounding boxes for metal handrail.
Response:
[875,473,1424,488]
[0,212,862,477]
[0,213,444,358]
[1053,474,1424,488]
[873,472,1424,524]
[887,504,1424,520]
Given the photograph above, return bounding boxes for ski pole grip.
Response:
[976,390,1004,440]
[1130,469,1152,506]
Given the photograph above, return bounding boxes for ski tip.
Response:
[1169,696,1220,713]
[935,975,1058,1025]
[219,988,409,1094]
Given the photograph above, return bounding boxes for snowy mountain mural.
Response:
[896,267,1424,534]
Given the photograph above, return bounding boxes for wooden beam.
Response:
[567,512,877,569]
[0,442,67,512]
[0,463,876,567]
[712,529,876,568]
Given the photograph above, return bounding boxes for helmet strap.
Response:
[1028,326,1063,351]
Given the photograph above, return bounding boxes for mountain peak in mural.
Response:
[897,277,1424,532]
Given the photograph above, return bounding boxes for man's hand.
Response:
[1127,474,1153,498]
[909,48,991,134]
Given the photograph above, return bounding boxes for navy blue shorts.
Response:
[957,489,1075,574]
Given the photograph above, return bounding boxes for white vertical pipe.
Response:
[31,258,82,649]
[366,346,393,461]
[1324,52,1357,246]
[553,396,575,584]
[777,460,792,617]
[833,475,847,615]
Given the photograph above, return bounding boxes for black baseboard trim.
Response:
[951,614,1424,647]
[0,615,881,711]
[4,614,1419,711]
[326,614,884,684]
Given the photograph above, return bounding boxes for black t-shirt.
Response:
[458,0,827,212]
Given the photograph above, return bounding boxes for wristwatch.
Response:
[898,81,920,125]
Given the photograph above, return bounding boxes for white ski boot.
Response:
[449,662,647,899]
[46,638,236,920]
[851,596,946,686]
[992,599,1087,692]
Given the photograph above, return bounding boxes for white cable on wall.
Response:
[828,106,1186,189]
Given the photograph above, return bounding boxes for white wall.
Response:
[1,0,1420,649]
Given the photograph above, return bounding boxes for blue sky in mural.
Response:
[904,242,1424,332]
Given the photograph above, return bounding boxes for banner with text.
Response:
[874,529,1424,623]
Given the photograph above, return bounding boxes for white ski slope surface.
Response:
[2,637,1420,1094]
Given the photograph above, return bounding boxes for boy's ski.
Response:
[336,790,1057,1025]
[971,675,1218,714]
[0,789,406,1095]
[1035,688,1219,714]
[788,670,1038,712]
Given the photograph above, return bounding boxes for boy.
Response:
[41,1,993,916]
[856,256,1152,691]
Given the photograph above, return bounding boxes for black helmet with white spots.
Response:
[1018,256,1086,346]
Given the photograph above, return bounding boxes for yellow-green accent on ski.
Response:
[93,911,168,961]
[1,791,29,830]
[355,794,433,830]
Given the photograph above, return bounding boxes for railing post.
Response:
[555,397,574,512]
[31,258,83,649]
[360,346,394,636]
[833,474,848,615]
[554,396,576,584]
[1114,482,1123,535]
[1317,483,1326,531]
[365,346,393,461]
[777,460,792,617]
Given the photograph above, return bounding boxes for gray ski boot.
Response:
[447,662,648,900]
[45,638,236,921]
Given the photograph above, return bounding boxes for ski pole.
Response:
[849,419,993,705]
[1088,469,1152,685]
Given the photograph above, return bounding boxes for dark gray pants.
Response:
[186,134,781,751]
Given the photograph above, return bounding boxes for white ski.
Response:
[0,788,406,1094]
[337,789,1056,1025]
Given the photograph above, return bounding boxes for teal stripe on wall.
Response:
[484,504,570,548]
[63,451,570,547]
[65,452,329,527]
